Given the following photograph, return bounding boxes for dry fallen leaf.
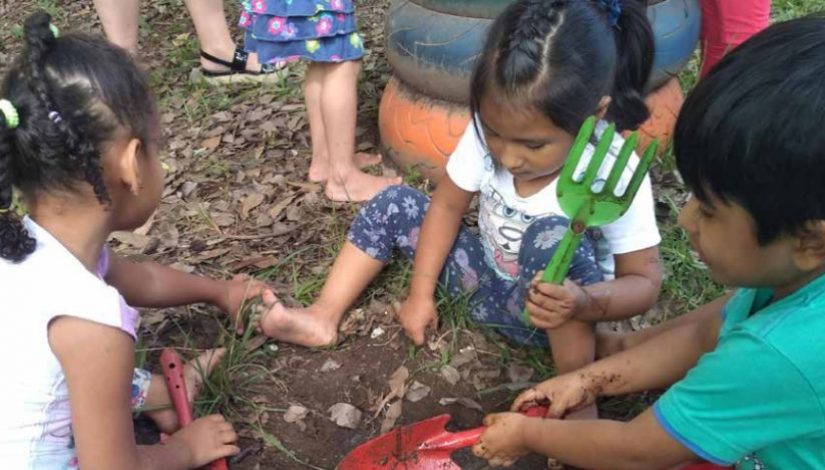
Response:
[283,405,309,423]
[380,400,403,433]
[440,365,461,386]
[405,381,431,403]
[328,403,362,429]
[200,135,221,150]
[241,193,265,220]
[211,212,236,227]
[320,358,342,372]
[375,365,409,416]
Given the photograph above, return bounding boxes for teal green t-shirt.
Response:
[654,274,825,469]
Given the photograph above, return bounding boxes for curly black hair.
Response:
[0,11,158,263]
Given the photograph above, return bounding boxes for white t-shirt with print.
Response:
[445,120,660,281]
[0,217,139,469]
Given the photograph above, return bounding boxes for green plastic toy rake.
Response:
[521,116,658,325]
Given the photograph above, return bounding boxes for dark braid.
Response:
[0,11,158,263]
[22,12,110,205]
[496,0,565,90]
[0,113,36,263]
[470,0,654,135]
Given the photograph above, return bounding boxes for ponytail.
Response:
[604,0,654,130]
[0,109,36,263]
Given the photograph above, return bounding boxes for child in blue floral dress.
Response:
[240,0,400,201]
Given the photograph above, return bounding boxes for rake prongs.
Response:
[559,116,597,184]
[622,139,659,206]
[603,131,638,197]
[579,123,615,191]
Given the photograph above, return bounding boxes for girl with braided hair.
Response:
[0,12,268,469]
[256,0,662,418]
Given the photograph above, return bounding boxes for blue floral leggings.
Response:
[347,186,603,346]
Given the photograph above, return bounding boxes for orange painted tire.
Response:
[378,76,471,180]
[379,76,683,179]
[634,77,684,153]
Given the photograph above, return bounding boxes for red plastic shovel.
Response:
[338,406,547,469]
[160,348,228,470]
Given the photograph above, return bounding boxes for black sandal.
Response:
[194,47,286,84]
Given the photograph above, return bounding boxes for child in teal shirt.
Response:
[472,14,825,470]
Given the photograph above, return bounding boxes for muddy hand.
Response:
[397,294,438,346]
[525,272,588,330]
[472,412,529,467]
[512,372,595,419]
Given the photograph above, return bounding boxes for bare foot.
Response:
[354,152,383,168]
[254,290,338,347]
[308,152,384,183]
[325,170,402,202]
[308,154,330,183]
[145,348,226,434]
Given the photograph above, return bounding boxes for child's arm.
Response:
[473,296,729,468]
[105,253,265,321]
[526,247,663,329]
[49,317,239,470]
[518,294,729,416]
[398,177,474,345]
[475,408,697,469]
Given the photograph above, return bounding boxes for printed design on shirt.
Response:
[736,454,766,470]
[478,186,551,281]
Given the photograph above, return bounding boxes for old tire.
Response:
[379,76,683,180]
[386,0,700,103]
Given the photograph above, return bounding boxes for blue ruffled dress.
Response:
[239,0,365,64]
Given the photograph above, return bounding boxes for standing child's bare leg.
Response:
[306,63,332,183]
[256,242,386,346]
[93,0,140,52]
[320,61,400,201]
[306,63,386,183]
[140,348,226,434]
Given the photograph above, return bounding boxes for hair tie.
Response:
[49,24,59,38]
[48,110,63,124]
[0,99,20,130]
[596,0,621,27]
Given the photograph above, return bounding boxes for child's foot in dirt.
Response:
[325,170,402,202]
[146,348,226,434]
[254,290,338,347]
[308,152,384,183]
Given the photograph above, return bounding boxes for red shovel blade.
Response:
[339,414,464,470]
[338,406,547,470]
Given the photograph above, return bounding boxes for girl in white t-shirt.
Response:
[0,13,266,469]
[256,0,663,417]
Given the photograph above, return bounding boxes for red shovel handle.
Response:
[160,348,228,470]
[161,348,193,426]
[422,405,548,451]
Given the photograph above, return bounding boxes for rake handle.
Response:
[422,406,548,452]
[160,348,228,470]
[521,226,586,325]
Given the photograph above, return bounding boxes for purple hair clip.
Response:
[48,110,62,124]
[597,0,621,27]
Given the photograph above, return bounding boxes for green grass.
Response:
[773,0,824,20]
